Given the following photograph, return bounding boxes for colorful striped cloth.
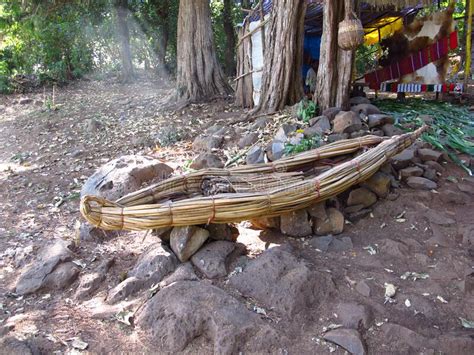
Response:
[365,31,458,89]
[379,82,464,93]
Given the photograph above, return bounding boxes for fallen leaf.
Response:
[70,337,88,350]
[459,317,474,329]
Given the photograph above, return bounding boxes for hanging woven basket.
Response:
[338,12,364,51]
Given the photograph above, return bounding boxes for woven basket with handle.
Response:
[338,11,364,51]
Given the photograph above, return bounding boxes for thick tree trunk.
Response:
[253,0,307,114]
[115,0,134,83]
[315,0,354,111]
[223,0,237,76]
[176,0,232,103]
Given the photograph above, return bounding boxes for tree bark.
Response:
[315,0,354,111]
[176,0,233,103]
[154,0,170,77]
[253,0,306,114]
[115,0,134,83]
[223,0,237,76]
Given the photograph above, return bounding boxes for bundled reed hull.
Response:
[116,135,385,207]
[80,127,427,231]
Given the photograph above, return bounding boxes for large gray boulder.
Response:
[229,247,334,317]
[137,281,279,353]
[107,243,178,303]
[333,111,362,134]
[81,155,173,201]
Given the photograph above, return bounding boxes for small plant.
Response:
[297,98,318,123]
[284,135,323,155]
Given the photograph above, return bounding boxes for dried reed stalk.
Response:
[80,127,426,231]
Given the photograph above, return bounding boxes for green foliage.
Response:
[376,99,474,175]
[355,43,380,78]
[284,135,323,155]
[297,99,318,123]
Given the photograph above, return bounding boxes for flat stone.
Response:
[309,115,331,132]
[206,224,239,242]
[190,153,224,169]
[333,111,363,134]
[336,303,373,329]
[425,209,455,226]
[324,328,366,355]
[458,183,473,195]
[355,280,371,297]
[362,172,391,198]
[322,107,342,121]
[423,167,438,182]
[238,132,259,149]
[310,236,353,252]
[303,125,324,138]
[270,141,286,161]
[246,145,265,165]
[191,241,235,279]
[280,209,312,237]
[75,258,115,300]
[418,148,442,162]
[347,188,377,208]
[170,226,209,262]
[351,103,380,116]
[42,262,79,291]
[439,190,471,205]
[367,114,394,128]
[400,166,424,179]
[229,247,334,317]
[192,134,223,152]
[81,155,173,201]
[391,149,415,170]
[16,240,74,295]
[307,202,327,220]
[424,160,445,173]
[107,277,145,304]
[274,124,297,143]
[107,244,178,303]
[406,176,437,190]
[310,236,333,252]
[313,208,344,235]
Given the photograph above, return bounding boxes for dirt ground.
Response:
[0,75,473,354]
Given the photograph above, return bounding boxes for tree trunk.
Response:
[222,0,237,76]
[115,0,134,83]
[176,0,233,103]
[315,0,354,111]
[253,0,307,114]
[155,0,170,77]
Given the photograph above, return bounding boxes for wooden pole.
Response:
[465,0,473,85]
